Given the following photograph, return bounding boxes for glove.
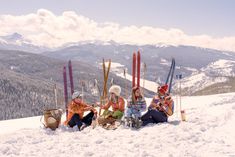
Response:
[148,106,153,111]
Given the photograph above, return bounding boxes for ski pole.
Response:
[179,74,186,121]
[142,63,147,96]
[54,84,58,109]
[124,68,128,99]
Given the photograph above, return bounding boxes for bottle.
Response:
[181,110,186,121]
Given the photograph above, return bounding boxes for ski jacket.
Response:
[103,97,125,112]
[150,95,174,116]
[64,100,97,125]
[127,96,147,112]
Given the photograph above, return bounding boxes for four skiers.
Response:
[58,54,176,131]
[62,84,174,131]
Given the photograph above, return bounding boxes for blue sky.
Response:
[0,0,234,37]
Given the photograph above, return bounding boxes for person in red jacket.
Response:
[64,91,97,131]
[141,84,174,126]
[98,85,125,126]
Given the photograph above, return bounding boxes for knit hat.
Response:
[72,91,82,99]
[109,85,121,96]
[159,84,168,95]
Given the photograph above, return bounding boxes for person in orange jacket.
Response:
[98,85,125,126]
[64,91,97,131]
[141,84,174,126]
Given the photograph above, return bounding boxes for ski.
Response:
[63,65,68,117]
[137,51,141,88]
[132,52,136,88]
[99,59,111,116]
[165,58,175,94]
[132,51,141,88]
[68,60,74,95]
[168,58,175,93]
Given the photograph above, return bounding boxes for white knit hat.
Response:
[72,91,82,99]
[109,85,121,96]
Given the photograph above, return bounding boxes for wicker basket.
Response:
[43,109,63,130]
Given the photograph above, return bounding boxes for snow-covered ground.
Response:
[1,93,235,157]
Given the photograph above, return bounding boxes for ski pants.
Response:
[125,107,141,118]
[141,109,167,126]
[68,111,94,128]
[102,110,123,119]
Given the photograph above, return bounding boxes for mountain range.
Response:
[1,32,235,120]
[0,49,149,120]
[42,41,235,95]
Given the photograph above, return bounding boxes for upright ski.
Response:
[132,52,136,88]
[137,51,141,88]
[165,58,175,94]
[63,66,68,117]
[132,51,141,88]
[68,60,74,95]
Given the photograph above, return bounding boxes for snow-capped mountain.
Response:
[178,59,235,95]
[1,32,235,95]
[1,32,23,41]
[202,59,235,77]
[0,33,50,53]
[42,43,235,95]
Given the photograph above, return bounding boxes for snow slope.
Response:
[180,72,228,93]
[202,59,235,77]
[1,93,235,157]
[179,59,235,94]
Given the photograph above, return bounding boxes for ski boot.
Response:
[132,117,142,129]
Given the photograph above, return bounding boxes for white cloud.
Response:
[0,9,235,52]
